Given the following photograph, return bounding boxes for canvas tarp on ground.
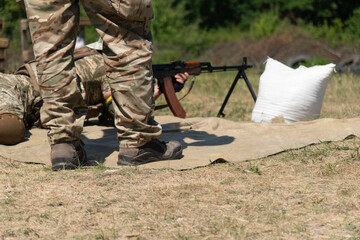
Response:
[1,116,359,170]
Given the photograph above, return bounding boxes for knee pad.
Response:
[0,112,25,145]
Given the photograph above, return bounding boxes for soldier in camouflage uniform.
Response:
[22,0,183,170]
[0,48,109,145]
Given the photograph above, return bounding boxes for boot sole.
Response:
[52,162,77,171]
[51,149,88,171]
[117,148,183,166]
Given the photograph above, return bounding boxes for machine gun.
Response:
[152,57,257,118]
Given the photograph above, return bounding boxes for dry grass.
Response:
[1,71,360,239]
[155,70,260,121]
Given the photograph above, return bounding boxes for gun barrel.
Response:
[152,60,253,79]
[200,64,252,73]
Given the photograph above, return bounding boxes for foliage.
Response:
[151,0,360,61]
[247,10,286,39]
[0,0,26,37]
[0,0,26,49]
[151,0,186,43]
[345,7,360,42]
[301,6,360,46]
[151,0,245,62]
[178,0,360,30]
[1,0,360,62]
[180,0,242,29]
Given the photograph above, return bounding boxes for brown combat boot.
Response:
[51,140,90,171]
[117,139,183,166]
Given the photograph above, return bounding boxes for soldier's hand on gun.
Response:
[103,72,189,118]
[154,72,189,99]
[174,72,189,85]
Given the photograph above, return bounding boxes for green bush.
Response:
[0,0,25,37]
[345,7,360,44]
[0,0,26,49]
[248,11,286,39]
[302,15,360,46]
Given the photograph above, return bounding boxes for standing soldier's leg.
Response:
[24,0,89,170]
[82,0,182,165]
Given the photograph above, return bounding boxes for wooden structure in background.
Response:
[0,18,10,72]
[20,19,34,63]
[0,38,9,59]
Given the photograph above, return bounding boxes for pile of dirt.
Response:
[199,33,360,73]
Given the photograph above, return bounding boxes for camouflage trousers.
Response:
[24,0,161,146]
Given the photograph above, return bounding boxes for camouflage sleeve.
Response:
[0,72,36,123]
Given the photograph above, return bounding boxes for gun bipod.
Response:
[217,57,257,118]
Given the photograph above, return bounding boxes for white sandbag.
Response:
[251,58,336,123]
